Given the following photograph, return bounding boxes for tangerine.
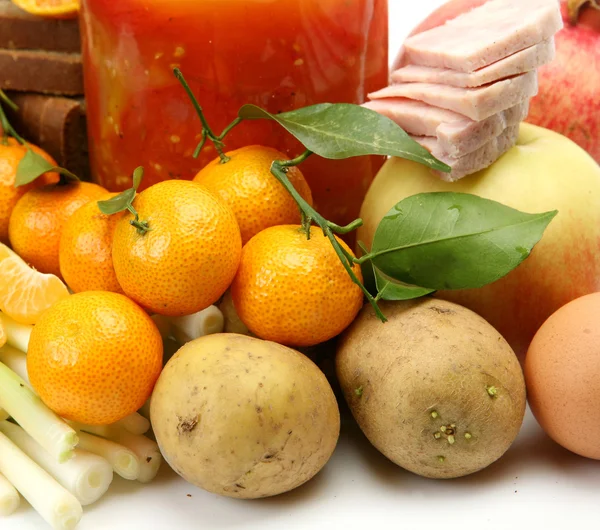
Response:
[8,180,108,278]
[111,180,242,316]
[231,225,364,347]
[194,145,313,245]
[27,291,163,425]
[0,138,58,244]
[59,193,124,294]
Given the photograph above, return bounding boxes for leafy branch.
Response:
[269,152,385,320]
[97,167,149,234]
[173,69,557,322]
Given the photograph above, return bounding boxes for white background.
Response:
[8,1,600,529]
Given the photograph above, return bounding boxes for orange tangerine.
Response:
[231,224,364,347]
[111,180,242,316]
[9,181,108,278]
[194,145,313,245]
[27,291,164,425]
[59,193,124,294]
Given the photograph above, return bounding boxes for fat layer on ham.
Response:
[403,0,562,73]
[369,70,538,122]
[392,38,555,88]
[363,99,528,157]
[413,124,520,181]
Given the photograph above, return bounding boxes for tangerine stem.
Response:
[174,69,244,164]
[270,159,386,322]
[125,205,150,235]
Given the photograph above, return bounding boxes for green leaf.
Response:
[370,192,557,291]
[97,188,135,216]
[15,149,57,186]
[358,241,433,301]
[98,166,145,216]
[373,267,435,301]
[238,103,450,172]
[15,149,79,187]
[132,166,144,191]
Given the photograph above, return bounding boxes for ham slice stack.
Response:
[365,0,563,181]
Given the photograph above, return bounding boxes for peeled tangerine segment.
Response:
[10,0,80,19]
[0,243,70,325]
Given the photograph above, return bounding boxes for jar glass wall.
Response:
[80,0,389,226]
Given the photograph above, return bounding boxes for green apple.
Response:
[358,123,600,358]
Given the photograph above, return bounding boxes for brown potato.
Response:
[336,298,525,479]
[150,333,340,498]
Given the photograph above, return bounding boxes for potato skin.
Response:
[150,333,340,498]
[336,299,525,479]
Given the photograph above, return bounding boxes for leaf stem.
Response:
[0,91,18,112]
[219,117,243,142]
[270,155,386,322]
[174,69,243,164]
[279,150,313,168]
[0,90,26,146]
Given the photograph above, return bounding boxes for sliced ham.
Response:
[368,70,538,122]
[437,101,528,156]
[392,38,555,88]
[363,99,460,138]
[364,99,528,157]
[413,124,520,181]
[403,0,562,73]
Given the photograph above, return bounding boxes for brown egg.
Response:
[525,292,600,459]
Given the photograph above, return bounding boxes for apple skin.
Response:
[393,0,600,164]
[357,123,600,358]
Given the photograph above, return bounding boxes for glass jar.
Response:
[80,0,388,226]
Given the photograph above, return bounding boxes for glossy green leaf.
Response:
[238,103,450,172]
[98,166,145,216]
[97,188,135,216]
[15,149,56,187]
[374,267,435,301]
[132,166,144,191]
[357,241,434,301]
[370,192,557,291]
[15,149,80,187]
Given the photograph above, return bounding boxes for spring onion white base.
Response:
[0,362,78,463]
[71,423,161,483]
[76,431,140,480]
[0,431,82,530]
[0,421,113,506]
[169,305,225,344]
[0,471,19,516]
[0,312,32,353]
[0,344,30,387]
[114,412,150,435]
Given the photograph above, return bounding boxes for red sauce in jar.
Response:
[80,0,388,226]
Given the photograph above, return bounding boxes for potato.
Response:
[336,298,526,479]
[150,333,340,498]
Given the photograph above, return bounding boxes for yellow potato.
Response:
[150,333,340,498]
[336,298,526,479]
